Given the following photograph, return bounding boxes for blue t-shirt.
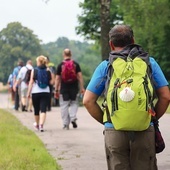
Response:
[12,66,22,87]
[12,66,21,78]
[86,57,169,128]
[7,74,13,87]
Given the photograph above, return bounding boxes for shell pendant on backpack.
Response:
[119,87,135,102]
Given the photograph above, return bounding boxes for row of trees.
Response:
[0,0,170,86]
[0,22,44,84]
[0,22,100,87]
[76,0,170,81]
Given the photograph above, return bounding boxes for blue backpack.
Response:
[35,67,49,88]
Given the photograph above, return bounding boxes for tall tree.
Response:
[0,22,43,84]
[76,0,122,60]
[100,0,111,60]
[76,0,101,41]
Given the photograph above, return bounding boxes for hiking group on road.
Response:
[4,24,170,170]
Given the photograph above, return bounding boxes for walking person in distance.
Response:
[55,48,85,130]
[27,55,53,132]
[12,60,24,111]
[46,56,56,111]
[83,24,170,170]
[7,73,15,107]
[13,60,33,112]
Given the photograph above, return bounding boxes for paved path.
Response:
[1,93,170,170]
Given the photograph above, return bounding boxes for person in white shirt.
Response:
[13,60,33,111]
[27,56,53,132]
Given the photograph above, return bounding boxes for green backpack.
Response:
[104,44,155,131]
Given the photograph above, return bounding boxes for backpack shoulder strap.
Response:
[103,53,124,98]
[33,68,38,80]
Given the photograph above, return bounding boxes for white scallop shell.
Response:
[119,87,135,102]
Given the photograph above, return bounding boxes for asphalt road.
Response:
[0,93,170,170]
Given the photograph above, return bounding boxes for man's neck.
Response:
[114,47,124,51]
[64,56,71,60]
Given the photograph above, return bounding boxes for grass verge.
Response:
[0,109,62,170]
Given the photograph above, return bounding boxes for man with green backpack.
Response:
[83,24,170,170]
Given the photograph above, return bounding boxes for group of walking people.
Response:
[8,49,85,132]
[7,24,170,170]
[8,60,33,112]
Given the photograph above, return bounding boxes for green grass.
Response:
[0,109,62,170]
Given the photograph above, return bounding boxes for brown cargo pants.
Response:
[104,126,157,170]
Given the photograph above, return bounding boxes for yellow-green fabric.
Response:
[106,57,153,131]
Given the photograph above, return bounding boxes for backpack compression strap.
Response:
[103,44,156,115]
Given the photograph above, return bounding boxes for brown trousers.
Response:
[104,126,158,170]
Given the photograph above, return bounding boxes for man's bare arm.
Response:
[77,72,85,93]
[154,86,170,119]
[83,90,103,124]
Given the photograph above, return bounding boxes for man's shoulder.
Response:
[91,60,108,78]
[72,60,79,64]
[97,60,108,69]
[149,57,156,64]
[13,66,20,73]
[14,66,19,70]
[18,66,28,75]
[21,66,27,71]
[63,59,78,64]
[57,62,63,67]
[26,64,33,70]
[149,57,160,71]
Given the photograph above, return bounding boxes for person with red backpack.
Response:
[55,49,85,130]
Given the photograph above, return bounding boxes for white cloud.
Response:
[0,0,84,43]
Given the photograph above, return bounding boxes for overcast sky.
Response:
[0,0,84,44]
